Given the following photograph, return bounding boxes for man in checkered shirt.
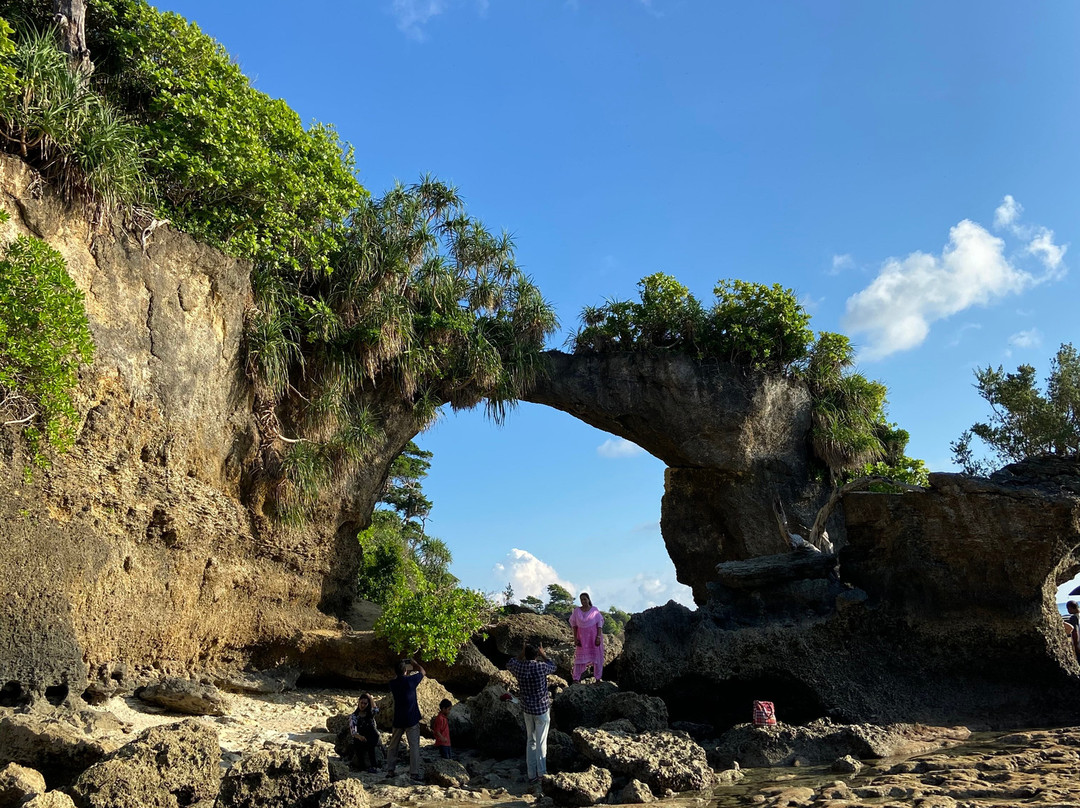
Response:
[507,642,557,783]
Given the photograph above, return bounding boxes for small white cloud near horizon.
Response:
[597,437,645,459]
[492,549,575,602]
[843,197,1067,361]
[1009,328,1042,350]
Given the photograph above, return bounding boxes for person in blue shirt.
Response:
[384,657,426,781]
[507,642,557,784]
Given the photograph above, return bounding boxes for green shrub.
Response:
[573,274,812,373]
[85,0,365,272]
[374,579,492,664]
[0,27,142,210]
[0,231,94,462]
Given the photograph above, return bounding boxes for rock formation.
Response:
[0,157,423,703]
[620,464,1080,730]
[523,350,831,601]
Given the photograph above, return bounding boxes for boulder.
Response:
[572,728,713,793]
[541,765,612,806]
[22,794,76,808]
[0,762,46,808]
[598,719,636,734]
[710,721,971,769]
[466,685,525,759]
[71,719,221,808]
[375,677,453,732]
[135,679,228,716]
[484,614,576,677]
[550,682,620,732]
[422,642,499,692]
[310,778,369,808]
[618,779,656,803]
[447,702,474,749]
[602,691,668,732]
[215,746,331,808]
[832,754,862,774]
[213,668,299,695]
[0,715,111,789]
[423,757,470,788]
[545,729,578,774]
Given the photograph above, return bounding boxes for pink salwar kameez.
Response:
[569,605,605,681]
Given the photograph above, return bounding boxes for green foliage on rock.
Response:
[374,578,492,665]
[603,606,631,635]
[248,178,556,517]
[573,272,901,475]
[0,230,94,462]
[575,273,812,372]
[0,26,142,211]
[86,0,365,271]
[952,343,1080,476]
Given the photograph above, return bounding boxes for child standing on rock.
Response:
[432,698,453,759]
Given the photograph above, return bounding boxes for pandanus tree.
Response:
[245,178,558,520]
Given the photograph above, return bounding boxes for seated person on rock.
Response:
[1064,600,1080,660]
[346,693,381,772]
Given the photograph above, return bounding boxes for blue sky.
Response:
[157,1,1080,611]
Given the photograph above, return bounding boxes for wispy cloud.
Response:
[994,194,1022,230]
[597,437,645,459]
[830,254,854,275]
[492,549,574,602]
[1009,328,1041,350]
[843,197,1067,361]
[947,322,982,347]
[389,0,446,40]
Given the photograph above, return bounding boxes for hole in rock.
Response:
[44,684,68,705]
[662,673,826,733]
[0,680,28,707]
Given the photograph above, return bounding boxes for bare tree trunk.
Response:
[52,0,92,76]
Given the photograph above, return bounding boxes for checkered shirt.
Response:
[507,657,557,715]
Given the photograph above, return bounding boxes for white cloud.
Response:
[492,549,574,602]
[830,254,854,274]
[1009,328,1041,349]
[597,437,644,459]
[843,214,1063,361]
[1027,228,1067,274]
[994,194,1023,230]
[947,322,982,347]
[594,573,694,612]
[390,0,446,39]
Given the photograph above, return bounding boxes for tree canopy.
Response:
[952,343,1080,476]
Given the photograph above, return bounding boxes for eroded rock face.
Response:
[621,466,1080,730]
[0,715,112,789]
[0,156,427,700]
[541,765,612,807]
[571,727,713,793]
[524,351,830,601]
[216,746,331,808]
[71,719,221,808]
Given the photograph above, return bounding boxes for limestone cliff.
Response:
[0,156,371,702]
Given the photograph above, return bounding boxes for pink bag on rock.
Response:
[752,700,776,726]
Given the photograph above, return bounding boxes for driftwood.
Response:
[715,550,837,590]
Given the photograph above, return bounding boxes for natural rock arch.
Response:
[522,350,833,603]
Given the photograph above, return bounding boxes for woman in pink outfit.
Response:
[569,592,605,682]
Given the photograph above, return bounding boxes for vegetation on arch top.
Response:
[572,273,925,479]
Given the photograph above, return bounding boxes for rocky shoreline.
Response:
[4,677,1077,808]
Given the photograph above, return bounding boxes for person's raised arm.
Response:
[412,657,426,678]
